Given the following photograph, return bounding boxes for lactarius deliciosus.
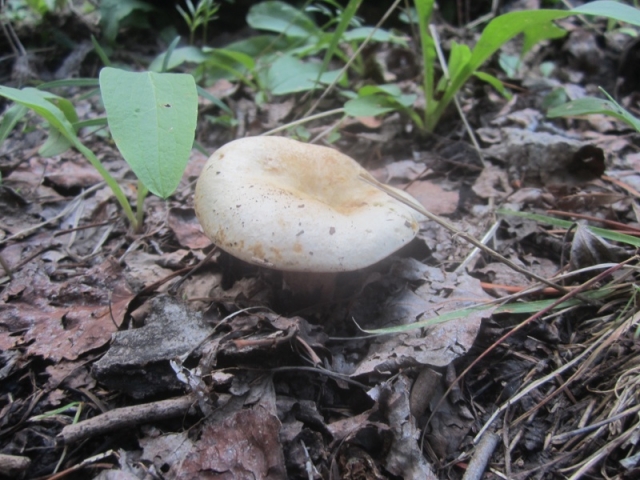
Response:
[194,136,423,298]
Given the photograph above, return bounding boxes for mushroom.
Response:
[194,136,423,299]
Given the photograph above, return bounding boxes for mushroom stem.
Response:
[282,271,338,302]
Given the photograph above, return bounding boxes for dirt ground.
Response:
[1,1,640,479]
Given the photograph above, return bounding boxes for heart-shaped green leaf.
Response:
[99,67,198,198]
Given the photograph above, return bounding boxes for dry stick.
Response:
[304,0,403,118]
[57,394,196,445]
[603,174,640,198]
[474,335,601,442]
[0,453,30,477]
[507,307,640,429]
[40,452,116,480]
[168,247,218,295]
[567,426,637,480]
[461,432,501,480]
[550,404,640,444]
[260,108,345,137]
[547,209,640,234]
[360,174,576,296]
[433,258,635,439]
[455,220,501,273]
[465,0,499,29]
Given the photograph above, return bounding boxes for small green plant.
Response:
[152,0,403,100]
[99,0,154,43]
[0,68,198,232]
[547,87,640,133]
[177,0,220,45]
[344,0,640,133]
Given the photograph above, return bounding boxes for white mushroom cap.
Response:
[194,136,422,273]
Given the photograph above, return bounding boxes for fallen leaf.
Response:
[167,207,212,249]
[405,180,459,215]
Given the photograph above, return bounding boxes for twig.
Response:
[360,173,578,296]
[474,336,600,442]
[603,174,640,198]
[57,395,197,445]
[40,452,115,480]
[547,209,640,234]
[465,0,500,29]
[268,366,368,389]
[261,108,344,137]
[455,220,501,273]
[434,258,635,436]
[509,307,640,430]
[550,404,640,444]
[462,432,500,480]
[168,246,218,295]
[566,426,636,479]
[0,453,30,477]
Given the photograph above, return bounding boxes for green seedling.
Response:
[345,0,640,133]
[177,0,220,45]
[99,67,198,228]
[0,68,198,232]
[99,0,154,43]
[498,209,640,248]
[547,87,640,133]
[151,0,402,100]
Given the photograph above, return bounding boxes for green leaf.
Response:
[498,209,640,248]
[224,35,292,57]
[161,36,182,73]
[0,85,137,227]
[363,286,615,335]
[99,0,153,42]
[465,10,569,81]
[149,46,207,72]
[342,26,407,45]
[91,35,111,67]
[344,92,417,116]
[99,67,198,198]
[547,96,640,132]
[344,95,397,117]
[317,0,362,88]
[202,48,256,87]
[429,9,569,130]
[0,86,78,140]
[498,53,520,78]
[74,118,109,129]
[264,54,342,95]
[0,104,28,147]
[362,303,495,335]
[39,127,72,157]
[522,20,567,54]
[196,86,232,115]
[35,89,79,125]
[37,78,100,89]
[448,41,472,81]
[571,0,640,27]
[358,84,402,97]
[247,1,320,39]
[473,71,512,99]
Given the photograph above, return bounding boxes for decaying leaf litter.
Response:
[1,1,640,479]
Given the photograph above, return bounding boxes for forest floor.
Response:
[1,1,640,479]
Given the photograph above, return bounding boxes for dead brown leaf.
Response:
[405,180,459,215]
